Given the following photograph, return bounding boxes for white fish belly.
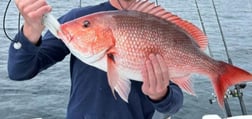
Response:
[117,66,143,82]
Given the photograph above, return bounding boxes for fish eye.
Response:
[83,20,91,28]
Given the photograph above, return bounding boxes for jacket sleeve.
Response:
[150,82,184,117]
[7,28,69,80]
[7,8,85,81]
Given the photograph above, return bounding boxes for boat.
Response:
[203,115,252,119]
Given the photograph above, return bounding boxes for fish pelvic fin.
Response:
[212,61,252,108]
[126,0,208,50]
[107,53,131,103]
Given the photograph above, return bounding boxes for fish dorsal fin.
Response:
[126,0,208,50]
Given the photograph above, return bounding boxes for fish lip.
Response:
[76,48,108,64]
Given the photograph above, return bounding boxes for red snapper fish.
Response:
[57,0,252,107]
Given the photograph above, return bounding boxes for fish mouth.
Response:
[87,49,108,63]
[70,47,107,64]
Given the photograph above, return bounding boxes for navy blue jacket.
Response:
[8,2,183,119]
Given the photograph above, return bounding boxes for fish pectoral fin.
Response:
[107,55,131,102]
[171,75,196,96]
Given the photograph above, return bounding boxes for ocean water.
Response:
[0,0,252,119]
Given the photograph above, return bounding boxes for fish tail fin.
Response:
[212,61,252,108]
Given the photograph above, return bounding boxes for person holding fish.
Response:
[8,0,184,119]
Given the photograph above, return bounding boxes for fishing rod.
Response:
[155,0,159,5]
[210,0,248,117]
[194,0,232,116]
[194,0,234,116]
[194,0,213,57]
[79,0,82,8]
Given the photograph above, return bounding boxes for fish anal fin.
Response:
[172,75,195,96]
[127,0,208,50]
[107,54,131,102]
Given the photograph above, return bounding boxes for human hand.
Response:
[142,54,170,101]
[15,0,52,44]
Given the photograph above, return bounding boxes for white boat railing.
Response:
[203,114,252,119]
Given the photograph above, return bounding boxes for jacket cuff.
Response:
[149,84,183,114]
[11,27,42,53]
